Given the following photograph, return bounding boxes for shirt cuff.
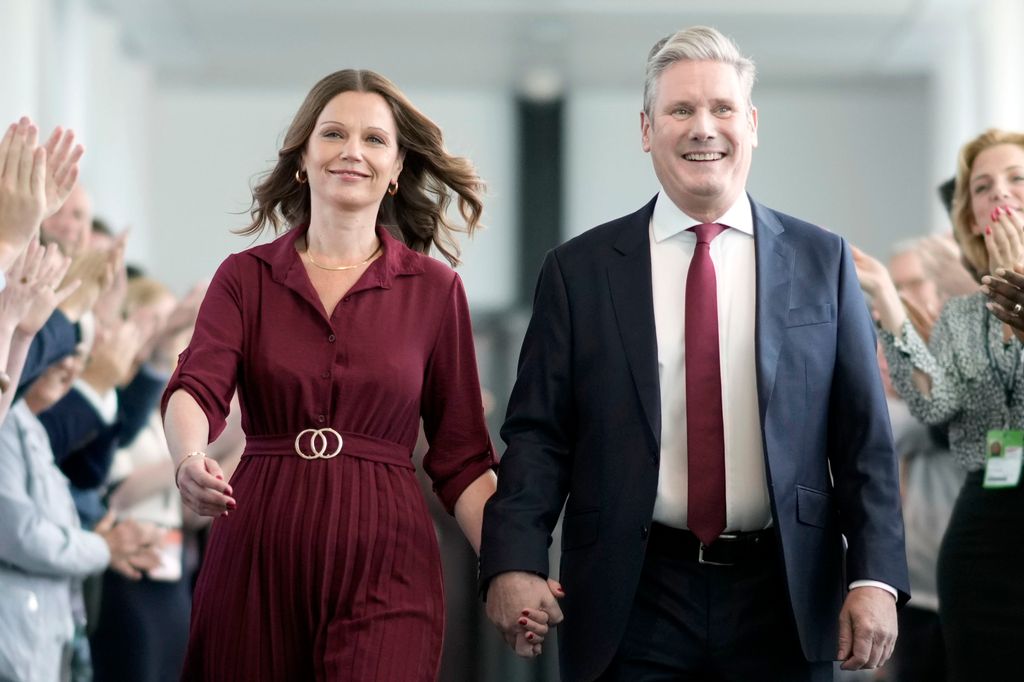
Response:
[72,379,119,424]
[849,580,898,600]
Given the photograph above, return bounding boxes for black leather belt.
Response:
[648,523,775,566]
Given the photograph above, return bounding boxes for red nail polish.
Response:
[993,208,1000,221]
[518,618,528,626]
[227,501,237,510]
[987,225,993,235]
[526,633,534,641]
[521,609,530,616]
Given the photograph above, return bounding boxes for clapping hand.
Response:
[40,126,83,220]
[0,239,78,335]
[0,118,47,270]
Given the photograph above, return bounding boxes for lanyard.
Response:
[984,313,1023,424]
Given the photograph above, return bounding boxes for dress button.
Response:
[640,525,649,540]
[321,371,330,379]
[328,334,336,342]
[317,414,325,423]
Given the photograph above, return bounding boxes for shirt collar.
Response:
[250,223,425,289]
[651,191,754,243]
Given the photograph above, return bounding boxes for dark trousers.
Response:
[886,605,946,682]
[937,471,1024,682]
[597,524,832,682]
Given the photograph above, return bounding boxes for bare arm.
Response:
[452,469,497,555]
[163,389,234,516]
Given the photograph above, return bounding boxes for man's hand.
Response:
[837,586,898,671]
[486,571,564,658]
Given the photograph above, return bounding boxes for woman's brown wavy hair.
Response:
[238,69,484,266]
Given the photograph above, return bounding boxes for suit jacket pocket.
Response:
[796,485,832,528]
[562,508,600,551]
[786,304,833,328]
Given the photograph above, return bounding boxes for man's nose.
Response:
[689,109,716,141]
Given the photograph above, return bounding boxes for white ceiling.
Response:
[89,0,974,91]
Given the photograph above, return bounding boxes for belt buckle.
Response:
[698,533,737,566]
[294,428,343,460]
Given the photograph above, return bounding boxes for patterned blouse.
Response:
[879,292,1024,472]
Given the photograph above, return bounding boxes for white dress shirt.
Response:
[648,189,897,599]
[649,191,771,532]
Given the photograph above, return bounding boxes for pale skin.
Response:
[165,89,525,640]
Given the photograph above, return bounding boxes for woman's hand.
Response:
[983,205,1024,276]
[176,452,236,518]
[513,578,566,656]
[851,245,905,334]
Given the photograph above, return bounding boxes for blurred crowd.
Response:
[0,117,244,682]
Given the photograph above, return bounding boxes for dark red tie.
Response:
[686,223,727,546]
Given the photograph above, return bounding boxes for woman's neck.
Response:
[305,204,379,261]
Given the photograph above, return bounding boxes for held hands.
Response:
[175,453,236,518]
[836,586,898,671]
[485,571,565,658]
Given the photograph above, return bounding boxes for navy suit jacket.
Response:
[480,196,910,682]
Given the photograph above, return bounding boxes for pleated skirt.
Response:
[180,449,444,682]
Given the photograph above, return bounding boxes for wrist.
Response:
[174,451,206,489]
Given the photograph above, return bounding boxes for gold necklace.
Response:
[304,238,381,271]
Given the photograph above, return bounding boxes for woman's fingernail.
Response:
[526,633,534,641]
[981,285,990,294]
[521,610,530,617]
[227,501,237,510]
[518,618,528,626]
[993,208,1000,221]
[987,225,993,235]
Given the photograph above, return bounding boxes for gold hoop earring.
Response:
[387,180,398,196]
[295,169,307,184]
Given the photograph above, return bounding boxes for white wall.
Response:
[566,77,932,260]
[148,87,517,310]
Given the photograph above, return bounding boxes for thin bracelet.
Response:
[174,451,206,489]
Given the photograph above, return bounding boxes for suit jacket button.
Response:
[640,525,649,540]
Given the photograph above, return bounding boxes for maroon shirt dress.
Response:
[162,225,497,681]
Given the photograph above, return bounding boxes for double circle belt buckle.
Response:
[294,427,343,460]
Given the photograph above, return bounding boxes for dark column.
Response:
[516,97,564,306]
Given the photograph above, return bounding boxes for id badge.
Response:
[984,430,1023,489]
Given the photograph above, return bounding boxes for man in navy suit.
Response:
[480,25,909,682]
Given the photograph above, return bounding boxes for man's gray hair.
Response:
[643,26,756,117]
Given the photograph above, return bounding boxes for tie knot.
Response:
[689,223,727,245]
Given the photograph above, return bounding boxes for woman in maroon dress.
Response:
[162,70,500,681]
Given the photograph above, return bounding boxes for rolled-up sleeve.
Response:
[419,275,497,514]
[161,255,245,442]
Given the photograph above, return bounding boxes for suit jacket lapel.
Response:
[608,196,661,447]
[753,198,794,420]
